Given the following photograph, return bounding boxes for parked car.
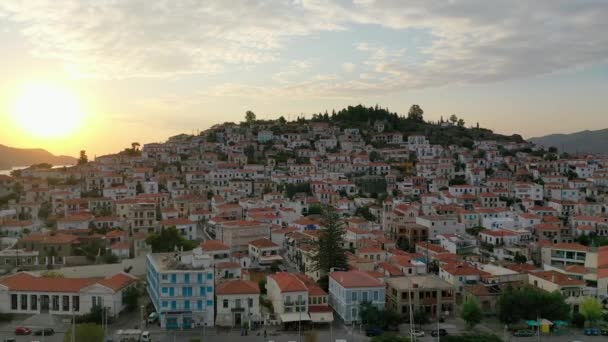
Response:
[141,331,151,342]
[3,338,16,342]
[601,329,608,336]
[14,327,31,335]
[411,330,425,337]
[34,328,54,336]
[365,327,383,337]
[584,328,601,336]
[431,329,448,337]
[513,330,535,337]
[147,312,159,324]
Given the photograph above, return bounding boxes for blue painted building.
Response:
[328,271,385,324]
[147,252,215,329]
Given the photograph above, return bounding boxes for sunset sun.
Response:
[11,84,85,138]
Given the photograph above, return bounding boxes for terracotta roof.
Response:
[20,232,79,244]
[215,262,240,269]
[330,271,383,288]
[551,243,589,252]
[530,271,585,286]
[216,280,260,295]
[161,218,195,226]
[0,272,135,292]
[200,240,229,251]
[249,238,279,248]
[564,265,587,274]
[480,229,517,237]
[441,263,490,277]
[269,272,308,292]
[97,273,138,291]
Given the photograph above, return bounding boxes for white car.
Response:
[141,331,151,342]
[412,330,425,337]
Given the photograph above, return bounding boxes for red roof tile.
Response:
[216,280,260,295]
[330,271,382,288]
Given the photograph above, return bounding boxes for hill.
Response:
[284,104,524,148]
[0,144,77,170]
[529,129,608,155]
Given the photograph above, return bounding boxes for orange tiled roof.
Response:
[216,280,260,295]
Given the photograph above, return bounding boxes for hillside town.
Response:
[1,106,608,341]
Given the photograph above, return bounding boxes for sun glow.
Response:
[11,83,85,138]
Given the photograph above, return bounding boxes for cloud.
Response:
[2,0,608,95]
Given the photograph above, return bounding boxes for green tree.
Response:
[497,285,570,324]
[580,296,603,326]
[245,110,256,124]
[64,323,104,342]
[449,114,458,125]
[413,310,430,328]
[78,150,88,165]
[407,105,424,122]
[457,118,465,127]
[123,286,140,312]
[308,204,323,215]
[312,206,348,278]
[369,151,382,162]
[461,297,483,330]
[146,227,197,252]
[513,253,527,264]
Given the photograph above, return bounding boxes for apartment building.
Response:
[386,275,455,319]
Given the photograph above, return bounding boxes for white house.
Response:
[266,272,310,324]
[215,280,261,327]
[248,239,282,266]
[328,271,385,324]
[0,272,138,317]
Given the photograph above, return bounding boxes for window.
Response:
[207,286,213,293]
[362,291,368,302]
[162,301,168,308]
[248,298,253,308]
[184,274,190,283]
[162,274,168,281]
[223,300,229,308]
[207,300,213,306]
[62,296,70,311]
[171,274,177,283]
[197,300,203,310]
[171,301,177,310]
[351,292,357,301]
[162,287,168,294]
[52,295,59,311]
[21,294,28,310]
[72,296,79,312]
[207,273,213,280]
[31,295,37,310]
[184,301,190,310]
[183,287,192,297]
[11,294,17,310]
[373,291,379,301]
[198,274,203,283]
[169,288,175,296]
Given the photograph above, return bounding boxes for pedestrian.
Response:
[264,329,267,339]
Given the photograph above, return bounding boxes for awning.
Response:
[280,313,311,323]
[310,312,334,323]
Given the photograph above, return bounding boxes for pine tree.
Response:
[312,206,348,277]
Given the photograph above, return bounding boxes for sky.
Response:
[1,0,607,157]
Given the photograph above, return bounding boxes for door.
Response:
[40,295,50,313]
[235,313,242,326]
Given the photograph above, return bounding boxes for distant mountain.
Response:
[529,129,608,155]
[0,144,77,170]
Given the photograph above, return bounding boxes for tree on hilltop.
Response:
[407,104,424,122]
